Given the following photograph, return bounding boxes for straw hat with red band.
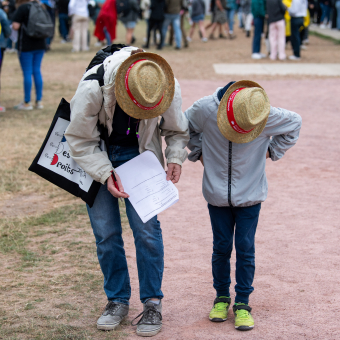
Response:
[217,80,271,144]
[115,52,175,120]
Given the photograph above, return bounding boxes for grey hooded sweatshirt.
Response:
[184,88,302,208]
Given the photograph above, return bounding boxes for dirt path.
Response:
[120,78,340,339]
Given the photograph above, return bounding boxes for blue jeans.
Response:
[87,145,164,304]
[162,13,182,48]
[59,13,69,40]
[225,8,235,32]
[291,17,304,57]
[208,203,261,304]
[320,3,331,23]
[336,1,340,29]
[252,16,264,53]
[18,50,44,103]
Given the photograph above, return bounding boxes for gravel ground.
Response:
[120,78,340,339]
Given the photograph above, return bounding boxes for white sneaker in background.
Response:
[36,101,44,109]
[13,102,33,110]
[202,37,208,42]
[260,53,267,58]
[288,55,301,60]
[186,36,192,42]
[94,41,102,47]
[320,24,326,29]
[300,45,307,50]
[251,53,262,59]
[61,39,67,44]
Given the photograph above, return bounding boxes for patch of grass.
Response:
[309,30,340,44]
[0,204,88,254]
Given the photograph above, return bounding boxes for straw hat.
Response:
[217,80,271,144]
[115,52,175,119]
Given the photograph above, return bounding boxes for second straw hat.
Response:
[217,80,271,144]
[115,52,175,119]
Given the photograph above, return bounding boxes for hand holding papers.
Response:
[115,151,179,223]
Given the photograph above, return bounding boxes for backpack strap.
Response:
[83,64,105,87]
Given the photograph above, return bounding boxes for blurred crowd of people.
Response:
[0,0,339,112]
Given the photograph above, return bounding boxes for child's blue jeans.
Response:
[208,203,261,304]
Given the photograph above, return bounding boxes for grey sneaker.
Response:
[97,301,129,331]
[132,301,162,337]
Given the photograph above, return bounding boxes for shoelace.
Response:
[214,302,228,311]
[105,301,120,315]
[131,304,162,326]
[236,309,250,319]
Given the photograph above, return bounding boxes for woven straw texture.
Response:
[115,52,175,119]
[217,80,271,144]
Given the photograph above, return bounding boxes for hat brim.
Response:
[217,80,270,144]
[115,52,175,119]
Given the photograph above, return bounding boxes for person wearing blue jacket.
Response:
[0,8,11,112]
[185,80,302,331]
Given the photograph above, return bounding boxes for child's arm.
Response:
[184,99,211,163]
[264,107,302,161]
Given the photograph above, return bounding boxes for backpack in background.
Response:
[25,2,54,39]
[116,0,131,16]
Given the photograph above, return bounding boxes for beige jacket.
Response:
[65,46,189,185]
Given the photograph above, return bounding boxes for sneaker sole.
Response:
[235,325,254,331]
[136,325,162,337]
[97,318,124,331]
[209,317,227,322]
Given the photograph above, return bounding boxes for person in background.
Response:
[94,0,117,45]
[40,0,56,51]
[68,0,89,52]
[161,0,182,49]
[1,0,16,52]
[0,6,11,112]
[224,0,237,38]
[288,0,307,60]
[251,0,266,59]
[240,0,252,37]
[119,0,140,45]
[12,0,46,110]
[267,0,287,60]
[336,0,340,29]
[187,0,207,42]
[56,0,70,43]
[319,0,332,27]
[208,0,227,39]
[143,0,165,49]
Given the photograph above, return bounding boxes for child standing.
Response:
[185,80,302,331]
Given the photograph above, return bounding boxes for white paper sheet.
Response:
[115,151,179,223]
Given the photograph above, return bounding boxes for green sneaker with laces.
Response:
[209,296,231,322]
[233,303,254,331]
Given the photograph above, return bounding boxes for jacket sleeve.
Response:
[159,79,189,166]
[263,107,302,161]
[0,11,11,39]
[184,97,209,162]
[65,79,114,185]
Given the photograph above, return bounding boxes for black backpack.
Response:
[84,44,128,149]
[116,0,131,16]
[24,2,54,39]
[84,44,127,86]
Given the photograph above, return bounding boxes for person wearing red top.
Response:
[94,0,117,45]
